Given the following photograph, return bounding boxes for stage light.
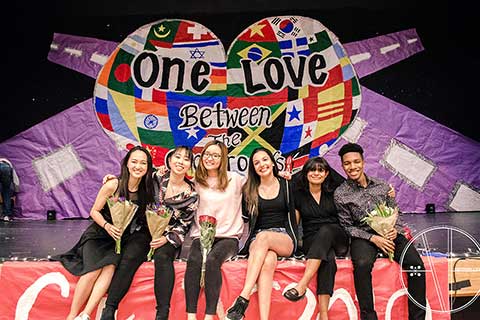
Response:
[47,210,56,220]
[425,203,435,214]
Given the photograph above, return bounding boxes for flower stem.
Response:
[115,239,121,254]
[147,248,155,261]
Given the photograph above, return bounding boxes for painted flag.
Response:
[237,19,279,42]
[174,21,216,42]
[107,49,136,96]
[145,21,180,50]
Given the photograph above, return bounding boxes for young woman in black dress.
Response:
[283,157,348,320]
[53,146,155,320]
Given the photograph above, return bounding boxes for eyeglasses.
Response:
[203,152,221,160]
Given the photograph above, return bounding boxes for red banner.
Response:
[0,258,449,319]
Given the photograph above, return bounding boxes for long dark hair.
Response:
[117,146,155,207]
[299,157,342,193]
[243,147,279,216]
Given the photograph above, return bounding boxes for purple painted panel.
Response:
[324,87,480,213]
[344,28,424,79]
[47,33,118,79]
[0,100,124,219]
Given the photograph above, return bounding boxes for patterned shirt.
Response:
[334,175,403,240]
[156,172,198,248]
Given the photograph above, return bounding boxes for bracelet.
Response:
[103,221,108,229]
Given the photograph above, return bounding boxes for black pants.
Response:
[302,223,349,296]
[184,237,238,315]
[350,234,426,320]
[153,242,177,318]
[105,229,151,309]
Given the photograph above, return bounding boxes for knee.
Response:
[353,258,374,273]
[205,254,222,271]
[187,250,202,267]
[154,250,174,265]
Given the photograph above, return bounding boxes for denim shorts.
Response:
[250,227,287,242]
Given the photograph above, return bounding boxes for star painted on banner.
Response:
[187,24,208,40]
[249,23,266,37]
[190,48,205,59]
[288,105,301,121]
[305,126,312,138]
[186,127,199,139]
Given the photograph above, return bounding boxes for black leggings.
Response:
[105,229,151,309]
[302,223,349,296]
[153,242,177,318]
[184,237,238,315]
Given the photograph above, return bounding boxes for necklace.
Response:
[167,181,187,197]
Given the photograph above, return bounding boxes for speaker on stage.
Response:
[47,210,56,220]
[425,203,435,214]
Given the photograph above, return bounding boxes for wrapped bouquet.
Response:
[146,204,173,261]
[199,214,217,287]
[107,196,139,254]
[361,202,399,261]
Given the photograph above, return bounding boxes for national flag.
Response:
[308,30,333,52]
[174,21,216,42]
[120,34,146,56]
[142,143,170,167]
[165,92,227,147]
[229,102,286,157]
[237,19,278,42]
[105,91,138,142]
[107,49,136,96]
[137,113,175,148]
[280,100,306,153]
[278,36,310,57]
[144,20,180,50]
[227,40,281,69]
[269,17,305,41]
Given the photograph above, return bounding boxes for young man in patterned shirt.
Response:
[334,143,426,320]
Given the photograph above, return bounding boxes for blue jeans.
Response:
[0,162,14,216]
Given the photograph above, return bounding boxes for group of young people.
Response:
[53,141,427,320]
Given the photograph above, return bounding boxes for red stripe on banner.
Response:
[311,130,340,149]
[228,88,288,109]
[211,68,227,77]
[0,258,449,319]
[152,89,167,104]
[149,39,173,48]
[96,113,113,131]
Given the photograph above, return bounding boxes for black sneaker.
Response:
[99,306,116,320]
[226,296,249,320]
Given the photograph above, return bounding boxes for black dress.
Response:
[52,191,138,276]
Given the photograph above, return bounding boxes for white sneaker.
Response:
[3,216,11,222]
[74,314,90,320]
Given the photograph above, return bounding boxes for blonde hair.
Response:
[195,140,229,191]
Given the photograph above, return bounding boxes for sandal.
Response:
[283,287,306,301]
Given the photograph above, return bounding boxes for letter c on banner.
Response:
[15,272,70,320]
[328,288,358,320]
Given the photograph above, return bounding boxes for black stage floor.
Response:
[1,212,479,261]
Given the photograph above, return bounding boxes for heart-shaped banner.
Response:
[94,16,360,172]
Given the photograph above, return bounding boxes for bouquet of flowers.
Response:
[146,203,173,261]
[361,202,399,261]
[107,196,139,254]
[199,214,217,287]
